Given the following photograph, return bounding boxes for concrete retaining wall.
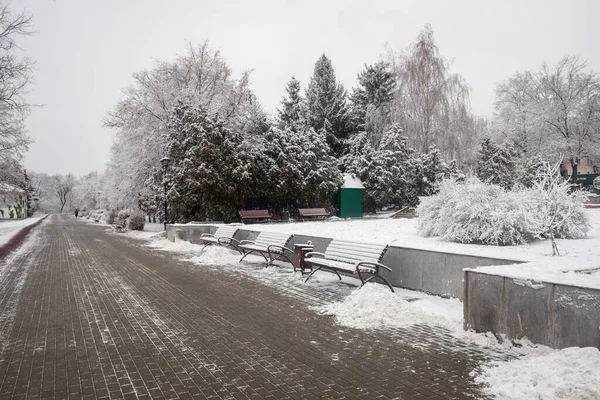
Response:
[166,224,519,300]
[464,271,600,349]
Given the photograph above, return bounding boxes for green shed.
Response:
[334,174,365,218]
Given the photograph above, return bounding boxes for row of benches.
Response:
[238,208,330,223]
[198,226,394,292]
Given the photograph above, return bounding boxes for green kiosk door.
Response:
[336,174,365,218]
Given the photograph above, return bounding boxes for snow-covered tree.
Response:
[0,2,34,185]
[494,56,600,182]
[162,102,249,223]
[416,146,461,196]
[350,61,396,147]
[385,25,479,166]
[526,160,589,255]
[277,76,308,132]
[306,54,352,157]
[476,137,516,190]
[55,174,76,213]
[104,41,259,210]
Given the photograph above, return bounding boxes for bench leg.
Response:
[304,266,323,283]
[333,269,342,280]
[362,275,395,293]
[240,250,268,263]
[268,252,293,265]
[228,244,243,255]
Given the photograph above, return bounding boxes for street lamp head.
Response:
[160,156,171,169]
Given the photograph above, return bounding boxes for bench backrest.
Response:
[299,208,329,216]
[254,231,293,248]
[239,209,271,219]
[324,239,387,264]
[213,225,239,238]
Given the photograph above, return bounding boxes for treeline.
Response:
[30,26,600,223]
[97,25,477,222]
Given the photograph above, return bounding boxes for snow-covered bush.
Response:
[116,209,131,226]
[104,209,116,224]
[417,171,589,246]
[127,211,145,231]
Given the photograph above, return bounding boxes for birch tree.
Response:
[387,25,477,163]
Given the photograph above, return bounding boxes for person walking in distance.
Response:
[74,208,79,218]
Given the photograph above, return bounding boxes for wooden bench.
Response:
[298,208,330,221]
[199,225,241,253]
[238,231,294,264]
[303,239,394,292]
[238,209,272,223]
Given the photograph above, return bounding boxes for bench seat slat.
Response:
[213,225,239,237]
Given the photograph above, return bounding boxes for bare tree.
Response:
[55,174,75,213]
[528,160,589,255]
[0,2,34,179]
[385,25,478,165]
[494,56,600,182]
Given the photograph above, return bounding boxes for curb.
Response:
[0,215,49,260]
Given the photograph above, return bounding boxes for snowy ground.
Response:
[0,215,47,248]
[133,210,600,400]
[223,208,600,290]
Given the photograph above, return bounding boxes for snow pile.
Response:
[316,283,462,330]
[0,215,46,247]
[146,238,204,254]
[185,245,240,266]
[475,346,600,400]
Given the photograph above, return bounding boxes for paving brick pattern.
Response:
[0,215,497,399]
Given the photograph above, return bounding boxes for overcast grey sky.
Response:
[14,0,600,175]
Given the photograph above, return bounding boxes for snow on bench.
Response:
[199,225,241,253]
[303,239,394,292]
[238,231,294,264]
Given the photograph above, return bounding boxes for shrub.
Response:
[116,209,132,225]
[128,211,146,231]
[417,173,589,246]
[104,209,117,224]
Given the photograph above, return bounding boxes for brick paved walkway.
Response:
[0,215,497,399]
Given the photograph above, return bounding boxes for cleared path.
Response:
[0,215,494,399]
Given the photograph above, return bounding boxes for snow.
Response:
[316,283,463,331]
[247,208,600,290]
[340,173,364,189]
[474,346,600,400]
[0,216,47,248]
[130,213,600,400]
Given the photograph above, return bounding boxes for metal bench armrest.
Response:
[267,244,292,254]
[305,252,326,259]
[355,261,392,272]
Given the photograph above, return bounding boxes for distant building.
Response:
[0,183,27,219]
[564,157,599,176]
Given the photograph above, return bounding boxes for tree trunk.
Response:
[570,158,579,184]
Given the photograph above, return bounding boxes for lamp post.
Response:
[160,156,171,231]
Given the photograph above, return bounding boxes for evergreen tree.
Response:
[350,62,396,147]
[352,62,396,108]
[162,102,248,222]
[306,54,352,157]
[21,169,35,217]
[476,137,516,190]
[277,76,308,132]
[415,146,464,196]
